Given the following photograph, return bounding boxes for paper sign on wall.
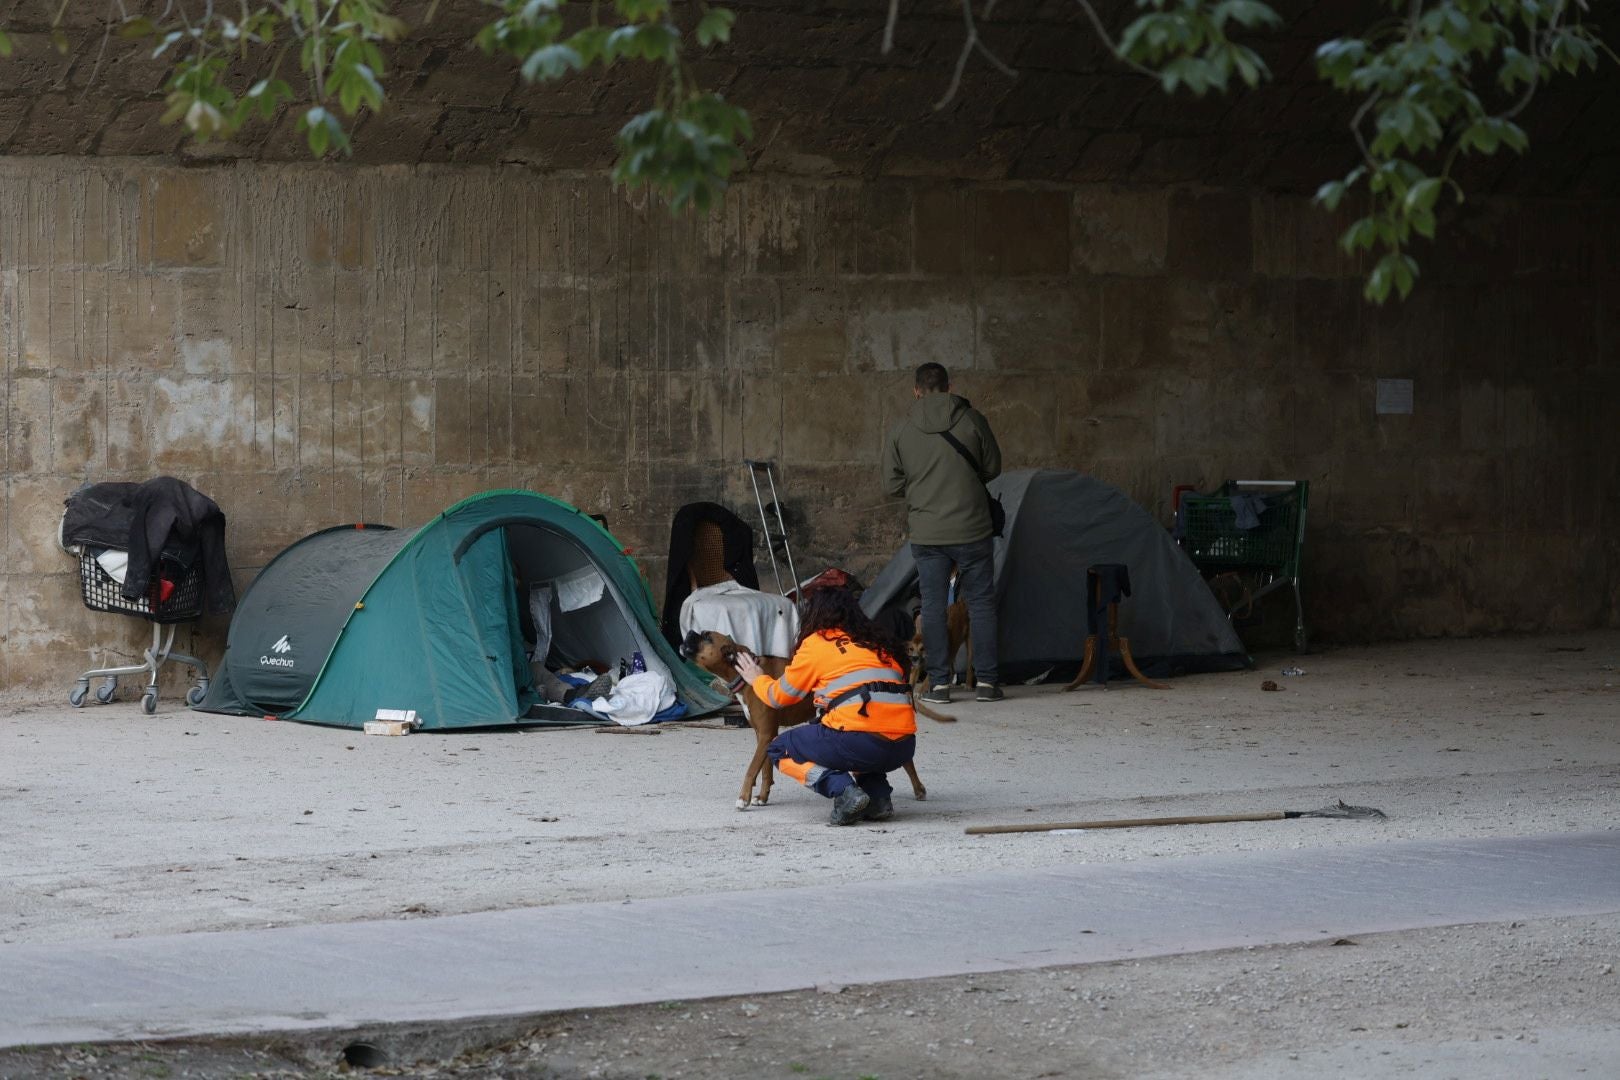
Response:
[1376,378,1414,415]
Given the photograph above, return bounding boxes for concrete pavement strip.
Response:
[3,831,1617,1049]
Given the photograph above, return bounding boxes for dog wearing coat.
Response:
[683,629,952,810]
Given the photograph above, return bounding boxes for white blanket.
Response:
[679,580,799,660]
[589,670,675,726]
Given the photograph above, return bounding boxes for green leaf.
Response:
[519,0,563,20]
[300,106,332,156]
[616,0,670,20]
[353,65,385,110]
[1404,176,1441,213]
[1393,253,1418,299]
[1364,256,1393,303]
[1213,0,1281,29]
[569,25,611,64]
[521,43,583,81]
[1315,179,1347,210]
[1231,45,1268,87]
[184,99,225,138]
[338,75,361,114]
[604,24,640,60]
[49,29,69,54]
[1497,46,1539,91]
[1339,216,1376,254]
[153,30,184,58]
[0,29,12,58]
[248,77,292,118]
[117,17,156,39]
[696,8,735,47]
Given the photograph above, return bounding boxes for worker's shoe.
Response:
[919,684,952,705]
[975,682,1005,702]
[862,794,894,822]
[828,785,871,826]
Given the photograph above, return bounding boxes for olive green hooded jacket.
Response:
[882,392,1002,546]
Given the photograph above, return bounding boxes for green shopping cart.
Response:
[1176,480,1309,652]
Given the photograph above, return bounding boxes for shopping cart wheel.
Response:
[96,679,117,704]
[69,683,89,708]
[186,685,206,707]
[141,691,158,715]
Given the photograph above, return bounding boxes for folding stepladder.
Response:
[744,460,800,596]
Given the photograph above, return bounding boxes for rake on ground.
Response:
[964,799,1387,836]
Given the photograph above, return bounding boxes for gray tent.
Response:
[860,468,1251,682]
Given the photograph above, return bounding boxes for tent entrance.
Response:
[503,524,675,702]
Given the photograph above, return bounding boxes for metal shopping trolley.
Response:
[1175,479,1309,652]
[59,513,211,714]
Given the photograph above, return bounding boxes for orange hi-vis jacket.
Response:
[750,631,917,739]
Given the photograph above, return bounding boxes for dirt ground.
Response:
[2,630,1618,1078]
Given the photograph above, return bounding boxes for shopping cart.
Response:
[59,514,211,714]
[1175,480,1309,652]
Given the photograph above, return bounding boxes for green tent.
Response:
[195,490,727,729]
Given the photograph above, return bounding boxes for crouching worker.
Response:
[734,586,916,826]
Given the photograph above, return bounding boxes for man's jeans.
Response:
[912,538,998,688]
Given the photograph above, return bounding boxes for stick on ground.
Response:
[966,801,1386,835]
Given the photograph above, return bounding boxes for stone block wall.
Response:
[2,156,1617,691]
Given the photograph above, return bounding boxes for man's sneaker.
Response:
[862,794,894,822]
[975,682,1005,702]
[919,684,952,705]
[828,785,871,826]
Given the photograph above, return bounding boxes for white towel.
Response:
[96,549,130,585]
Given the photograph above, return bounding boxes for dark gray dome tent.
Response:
[860,469,1251,682]
[196,490,726,728]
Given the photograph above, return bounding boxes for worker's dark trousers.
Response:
[768,724,915,799]
[913,536,999,687]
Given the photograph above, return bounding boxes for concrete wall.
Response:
[3,0,1619,690]
[3,157,1617,691]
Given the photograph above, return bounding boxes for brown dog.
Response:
[684,630,952,810]
[909,600,973,689]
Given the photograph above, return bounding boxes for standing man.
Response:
[882,362,1003,703]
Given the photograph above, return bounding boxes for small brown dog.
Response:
[909,600,973,689]
[684,630,953,810]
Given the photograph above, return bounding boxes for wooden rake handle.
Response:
[966,811,1290,835]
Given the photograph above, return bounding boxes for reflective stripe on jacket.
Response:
[749,631,917,739]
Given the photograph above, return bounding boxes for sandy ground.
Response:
[2,630,1617,1077]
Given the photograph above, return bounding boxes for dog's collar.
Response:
[727,675,746,694]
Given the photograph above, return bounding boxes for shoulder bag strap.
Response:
[937,429,982,476]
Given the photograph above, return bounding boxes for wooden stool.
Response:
[1064,564,1167,691]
